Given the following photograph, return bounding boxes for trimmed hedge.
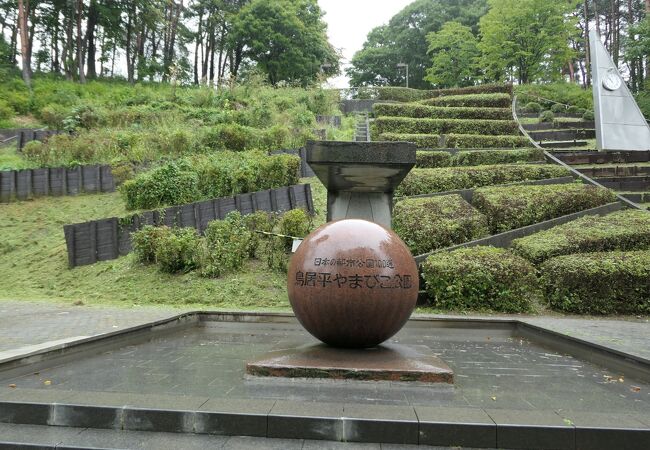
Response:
[511,210,650,264]
[415,149,544,168]
[375,84,512,102]
[473,183,617,233]
[380,132,530,149]
[121,152,300,210]
[421,246,539,312]
[395,164,569,197]
[446,134,530,149]
[454,148,544,166]
[541,250,650,315]
[374,117,519,136]
[393,195,489,255]
[416,151,453,168]
[373,103,513,120]
[419,93,512,108]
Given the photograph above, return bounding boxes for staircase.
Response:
[354,112,370,142]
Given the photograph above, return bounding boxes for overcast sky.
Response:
[319,0,414,88]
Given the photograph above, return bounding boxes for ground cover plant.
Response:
[541,250,650,315]
[415,148,544,168]
[418,93,512,108]
[511,210,650,264]
[421,246,539,313]
[393,195,489,255]
[373,103,513,120]
[472,183,617,233]
[120,152,300,210]
[380,133,531,149]
[395,164,569,197]
[374,117,519,136]
[373,85,513,103]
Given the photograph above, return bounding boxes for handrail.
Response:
[512,95,644,212]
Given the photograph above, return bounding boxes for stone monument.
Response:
[246,141,454,383]
[590,30,650,151]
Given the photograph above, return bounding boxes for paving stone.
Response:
[486,409,574,450]
[342,404,418,444]
[0,422,84,447]
[415,406,496,448]
[268,400,344,440]
[222,436,303,449]
[557,411,650,450]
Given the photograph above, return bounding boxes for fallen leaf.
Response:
[43,380,51,386]
[631,386,641,392]
[8,384,16,388]
[618,377,625,383]
[491,396,497,401]
[563,419,574,426]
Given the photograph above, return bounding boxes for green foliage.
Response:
[199,212,254,278]
[395,164,569,196]
[421,246,539,312]
[154,227,201,274]
[473,183,617,233]
[381,132,530,149]
[0,99,15,120]
[120,160,201,210]
[516,82,593,110]
[39,104,69,129]
[425,22,480,88]
[347,0,488,89]
[279,208,312,239]
[263,208,313,273]
[232,0,339,85]
[373,103,512,120]
[393,195,489,255]
[419,93,512,108]
[582,110,595,121]
[120,152,299,210]
[479,0,577,83]
[243,211,277,257]
[539,110,555,123]
[374,84,512,102]
[541,250,650,315]
[524,102,542,113]
[550,103,565,114]
[453,148,544,166]
[415,149,544,168]
[416,151,453,168]
[374,117,519,136]
[131,225,173,264]
[511,210,650,265]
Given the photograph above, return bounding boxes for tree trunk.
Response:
[125,8,134,83]
[17,0,31,87]
[76,0,85,83]
[86,0,99,79]
[584,0,590,87]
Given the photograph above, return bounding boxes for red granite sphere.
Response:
[287,219,419,348]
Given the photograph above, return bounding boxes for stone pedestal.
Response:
[306,141,416,229]
[246,344,454,384]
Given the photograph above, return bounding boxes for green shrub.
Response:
[511,210,650,264]
[243,210,277,257]
[0,99,15,120]
[202,123,261,151]
[374,117,519,136]
[393,195,489,255]
[260,208,313,273]
[155,227,201,273]
[539,110,555,122]
[373,103,512,120]
[566,105,581,114]
[376,84,512,102]
[416,151,453,168]
[582,110,595,121]
[540,250,650,315]
[550,103,566,114]
[278,208,312,239]
[516,82,593,111]
[454,149,544,166]
[21,141,49,166]
[473,183,617,233]
[395,164,569,197]
[419,93,512,108]
[120,160,201,210]
[380,133,531,149]
[421,246,539,312]
[446,134,531,149]
[524,102,542,113]
[39,104,68,128]
[131,225,173,264]
[199,212,253,278]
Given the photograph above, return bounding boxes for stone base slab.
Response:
[246,343,454,383]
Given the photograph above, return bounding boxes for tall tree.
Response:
[231,0,338,85]
[479,0,577,84]
[348,0,488,88]
[424,22,480,88]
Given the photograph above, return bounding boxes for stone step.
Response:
[575,165,650,177]
[522,121,594,131]
[528,129,595,142]
[617,192,650,203]
[595,175,650,191]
